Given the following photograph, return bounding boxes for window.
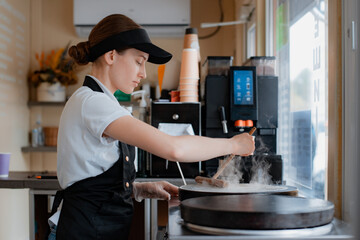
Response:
[247,24,256,58]
[273,0,328,198]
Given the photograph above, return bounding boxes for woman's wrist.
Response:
[227,137,237,155]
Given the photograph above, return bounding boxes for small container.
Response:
[243,56,276,76]
[44,127,59,146]
[0,153,11,177]
[170,90,180,102]
[205,56,233,76]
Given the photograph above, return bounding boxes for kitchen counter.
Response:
[0,171,61,190]
[0,171,195,190]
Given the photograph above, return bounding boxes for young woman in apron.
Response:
[55,14,255,240]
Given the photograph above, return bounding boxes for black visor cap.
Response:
[89,28,172,64]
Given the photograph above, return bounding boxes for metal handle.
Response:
[172,114,179,120]
[352,21,357,50]
[218,106,228,134]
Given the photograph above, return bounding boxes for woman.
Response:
[55,14,255,240]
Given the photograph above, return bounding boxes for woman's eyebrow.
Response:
[139,54,148,61]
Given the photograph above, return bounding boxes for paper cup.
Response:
[180,49,199,79]
[0,153,11,177]
[179,90,198,96]
[180,96,199,102]
[170,90,180,102]
[183,30,201,62]
[178,83,198,91]
[179,77,199,85]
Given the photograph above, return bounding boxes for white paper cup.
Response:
[179,78,199,85]
[180,96,199,102]
[179,90,198,96]
[178,83,198,91]
[179,49,199,79]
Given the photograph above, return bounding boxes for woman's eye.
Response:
[136,61,142,65]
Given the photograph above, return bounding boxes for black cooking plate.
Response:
[179,183,298,201]
[181,194,334,230]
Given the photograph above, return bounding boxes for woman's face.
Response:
[110,48,149,94]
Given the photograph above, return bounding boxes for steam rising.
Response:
[219,155,273,186]
[249,156,272,185]
[221,155,243,184]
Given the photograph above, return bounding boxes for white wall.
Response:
[0,0,30,169]
[0,0,31,238]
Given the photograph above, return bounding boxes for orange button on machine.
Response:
[245,120,254,127]
[234,120,246,127]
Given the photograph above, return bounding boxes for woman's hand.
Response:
[231,133,255,156]
[132,181,179,202]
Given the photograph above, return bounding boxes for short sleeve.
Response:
[81,93,131,143]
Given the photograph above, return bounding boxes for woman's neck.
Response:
[90,64,116,94]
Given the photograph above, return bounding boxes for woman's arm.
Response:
[104,115,255,163]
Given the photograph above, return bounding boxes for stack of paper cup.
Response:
[179,48,199,102]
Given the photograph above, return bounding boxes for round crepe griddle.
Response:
[180,194,334,230]
[179,183,298,201]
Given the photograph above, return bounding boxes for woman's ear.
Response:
[103,50,116,65]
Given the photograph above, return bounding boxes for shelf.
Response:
[21,146,57,152]
[28,101,66,107]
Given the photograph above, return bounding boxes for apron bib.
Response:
[56,76,136,240]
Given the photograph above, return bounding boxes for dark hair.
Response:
[68,14,141,65]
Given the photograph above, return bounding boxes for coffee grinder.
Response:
[203,58,282,184]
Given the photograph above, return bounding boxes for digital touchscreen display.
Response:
[233,70,254,105]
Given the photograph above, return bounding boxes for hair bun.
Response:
[68,41,90,65]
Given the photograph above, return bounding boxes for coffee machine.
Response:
[203,60,282,184]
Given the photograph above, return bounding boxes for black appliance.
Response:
[203,65,281,183]
[149,101,201,177]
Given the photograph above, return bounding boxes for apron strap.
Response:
[50,190,64,215]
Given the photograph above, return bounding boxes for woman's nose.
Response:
[138,63,146,79]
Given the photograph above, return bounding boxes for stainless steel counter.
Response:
[166,205,354,240]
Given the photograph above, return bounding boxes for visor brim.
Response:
[131,43,172,64]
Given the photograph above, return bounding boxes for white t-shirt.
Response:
[57,75,132,189]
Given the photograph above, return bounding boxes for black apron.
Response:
[55,76,136,240]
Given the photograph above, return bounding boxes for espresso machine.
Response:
[203,57,282,184]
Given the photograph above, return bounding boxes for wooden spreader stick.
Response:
[195,127,256,188]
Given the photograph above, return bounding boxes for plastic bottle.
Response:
[33,115,44,147]
[31,128,39,147]
[131,90,147,122]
